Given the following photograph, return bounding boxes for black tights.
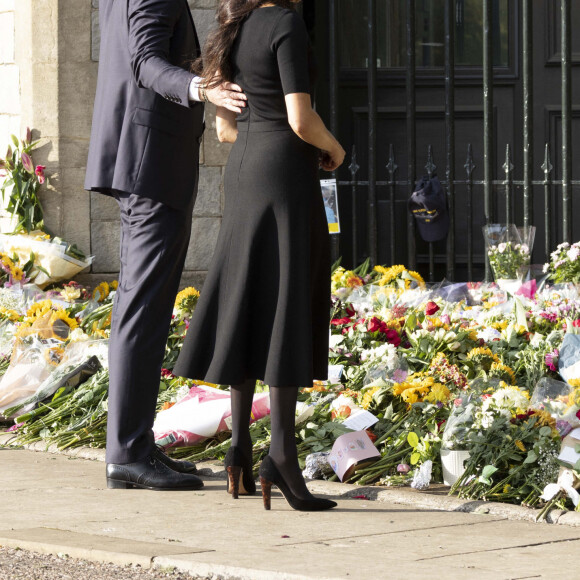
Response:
[230,381,314,500]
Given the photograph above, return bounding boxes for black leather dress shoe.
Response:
[153,446,198,474]
[106,454,204,490]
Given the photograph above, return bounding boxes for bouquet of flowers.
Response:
[483,224,535,281]
[543,241,580,284]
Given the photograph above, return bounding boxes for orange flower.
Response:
[161,402,175,411]
[331,405,352,420]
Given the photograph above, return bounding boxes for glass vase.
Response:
[483,224,535,282]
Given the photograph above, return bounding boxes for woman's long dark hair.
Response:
[194,0,299,88]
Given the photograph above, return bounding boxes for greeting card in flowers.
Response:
[328,430,380,482]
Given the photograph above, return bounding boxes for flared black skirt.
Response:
[173,122,330,387]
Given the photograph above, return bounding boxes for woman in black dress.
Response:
[174,0,345,511]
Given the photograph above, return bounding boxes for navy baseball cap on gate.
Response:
[408,175,449,242]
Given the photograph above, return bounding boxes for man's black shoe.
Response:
[106,454,204,490]
[153,446,198,474]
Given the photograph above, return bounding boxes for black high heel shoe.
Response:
[259,455,337,512]
[224,446,257,498]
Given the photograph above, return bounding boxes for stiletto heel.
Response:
[260,476,272,510]
[227,465,241,499]
[258,455,337,512]
[223,446,257,497]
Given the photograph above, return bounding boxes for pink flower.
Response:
[35,164,46,184]
[397,464,411,474]
[25,127,32,144]
[453,398,463,407]
[21,152,33,174]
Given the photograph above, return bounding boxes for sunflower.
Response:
[44,346,65,366]
[110,280,119,290]
[174,286,200,316]
[49,309,79,339]
[489,361,517,385]
[466,346,500,370]
[25,300,53,322]
[405,270,426,289]
[0,307,21,322]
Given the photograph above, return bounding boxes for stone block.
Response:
[193,166,222,217]
[0,12,15,63]
[40,190,63,235]
[92,0,98,8]
[91,220,120,272]
[179,270,208,291]
[188,1,217,10]
[0,114,21,149]
[0,0,15,12]
[59,166,92,254]
[90,191,119,221]
[20,63,59,135]
[59,0,92,63]
[191,9,216,48]
[58,62,98,137]
[75,272,119,288]
[0,65,20,115]
[184,216,220,271]
[57,137,91,169]
[202,104,232,166]
[91,9,100,62]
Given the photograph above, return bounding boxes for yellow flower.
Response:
[360,386,380,410]
[0,307,21,322]
[44,346,65,366]
[376,264,406,286]
[110,280,119,290]
[406,270,426,289]
[49,309,79,339]
[489,361,517,385]
[25,300,53,321]
[503,484,511,494]
[569,378,580,388]
[515,440,526,452]
[531,409,556,430]
[174,287,200,316]
[424,383,451,404]
[93,282,110,302]
[10,266,24,281]
[62,286,81,302]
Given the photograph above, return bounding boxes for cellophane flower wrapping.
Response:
[153,385,270,448]
[0,233,92,289]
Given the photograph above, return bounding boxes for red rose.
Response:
[345,304,356,317]
[425,301,440,316]
[331,317,351,326]
[573,319,580,328]
[367,317,382,333]
[576,409,580,421]
[385,329,401,347]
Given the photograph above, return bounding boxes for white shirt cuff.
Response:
[189,76,203,102]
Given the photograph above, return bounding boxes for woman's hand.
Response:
[320,145,346,172]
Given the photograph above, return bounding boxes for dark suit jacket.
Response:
[85,0,205,210]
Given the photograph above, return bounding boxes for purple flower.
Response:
[21,152,33,174]
[392,368,408,383]
[25,127,32,144]
[545,349,559,372]
[397,464,411,474]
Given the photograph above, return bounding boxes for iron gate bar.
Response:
[328,0,340,263]
[444,0,456,281]
[465,144,476,281]
[386,144,397,265]
[542,144,554,258]
[349,146,360,264]
[522,0,533,228]
[406,0,417,270]
[483,0,494,281]
[503,144,514,225]
[425,146,436,282]
[367,0,378,266]
[561,0,572,243]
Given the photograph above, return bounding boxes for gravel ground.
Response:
[0,547,211,580]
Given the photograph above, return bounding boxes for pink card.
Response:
[328,430,381,482]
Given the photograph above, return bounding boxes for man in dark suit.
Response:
[85,0,246,490]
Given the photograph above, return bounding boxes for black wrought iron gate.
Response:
[308,0,580,282]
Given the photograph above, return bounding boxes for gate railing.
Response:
[329,0,579,282]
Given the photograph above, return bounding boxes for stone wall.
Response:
[0,0,227,290]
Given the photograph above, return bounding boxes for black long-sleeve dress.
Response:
[173,6,330,388]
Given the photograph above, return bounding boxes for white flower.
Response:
[567,247,580,262]
[520,244,529,255]
[476,327,501,341]
[542,263,549,273]
[558,242,570,249]
[497,243,507,253]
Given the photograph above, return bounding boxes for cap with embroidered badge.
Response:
[408,174,449,242]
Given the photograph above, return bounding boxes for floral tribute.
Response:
[1,254,580,519]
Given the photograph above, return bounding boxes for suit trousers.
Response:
[105,192,193,464]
